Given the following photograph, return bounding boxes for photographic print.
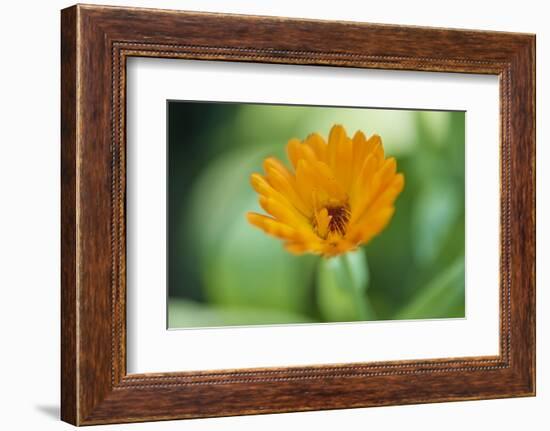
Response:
[168,101,466,329]
[61,7,536,423]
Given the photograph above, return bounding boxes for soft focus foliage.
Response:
[167,102,465,328]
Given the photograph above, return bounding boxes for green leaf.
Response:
[411,181,460,266]
[168,299,314,329]
[184,145,317,317]
[394,258,465,320]
[202,203,317,315]
[316,249,376,321]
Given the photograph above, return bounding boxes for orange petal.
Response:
[246,212,300,241]
[250,173,301,213]
[307,159,347,203]
[314,207,331,239]
[351,130,368,177]
[365,134,381,150]
[263,166,311,217]
[366,174,405,213]
[286,138,318,170]
[284,242,308,255]
[295,159,317,209]
[334,136,354,191]
[263,157,294,183]
[258,195,311,230]
[349,154,377,208]
[250,172,271,195]
[366,134,384,163]
[285,240,323,255]
[378,157,397,185]
[350,206,396,245]
[304,133,327,162]
[351,174,403,230]
[327,124,347,170]
[350,157,400,223]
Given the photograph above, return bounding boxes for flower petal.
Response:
[351,173,404,231]
[349,153,377,208]
[263,157,294,183]
[250,173,303,214]
[295,159,317,209]
[351,130,368,177]
[314,207,331,239]
[327,124,347,170]
[263,165,311,217]
[350,206,396,244]
[350,157,399,223]
[246,212,300,241]
[366,134,384,164]
[304,132,327,162]
[286,138,317,171]
[285,240,323,255]
[306,159,347,203]
[259,195,312,231]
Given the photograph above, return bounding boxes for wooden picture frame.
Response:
[61,4,535,425]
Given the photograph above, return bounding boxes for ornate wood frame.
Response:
[61,4,535,425]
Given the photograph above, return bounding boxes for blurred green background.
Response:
[167,101,465,328]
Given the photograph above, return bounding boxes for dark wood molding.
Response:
[60,5,78,425]
[61,4,535,425]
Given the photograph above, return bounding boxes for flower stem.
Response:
[353,287,377,321]
[341,250,377,321]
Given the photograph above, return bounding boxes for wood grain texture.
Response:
[60,5,78,425]
[60,4,536,425]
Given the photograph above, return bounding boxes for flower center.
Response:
[326,204,351,236]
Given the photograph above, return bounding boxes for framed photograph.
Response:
[61,4,535,425]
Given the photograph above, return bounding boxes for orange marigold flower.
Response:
[247,124,404,257]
